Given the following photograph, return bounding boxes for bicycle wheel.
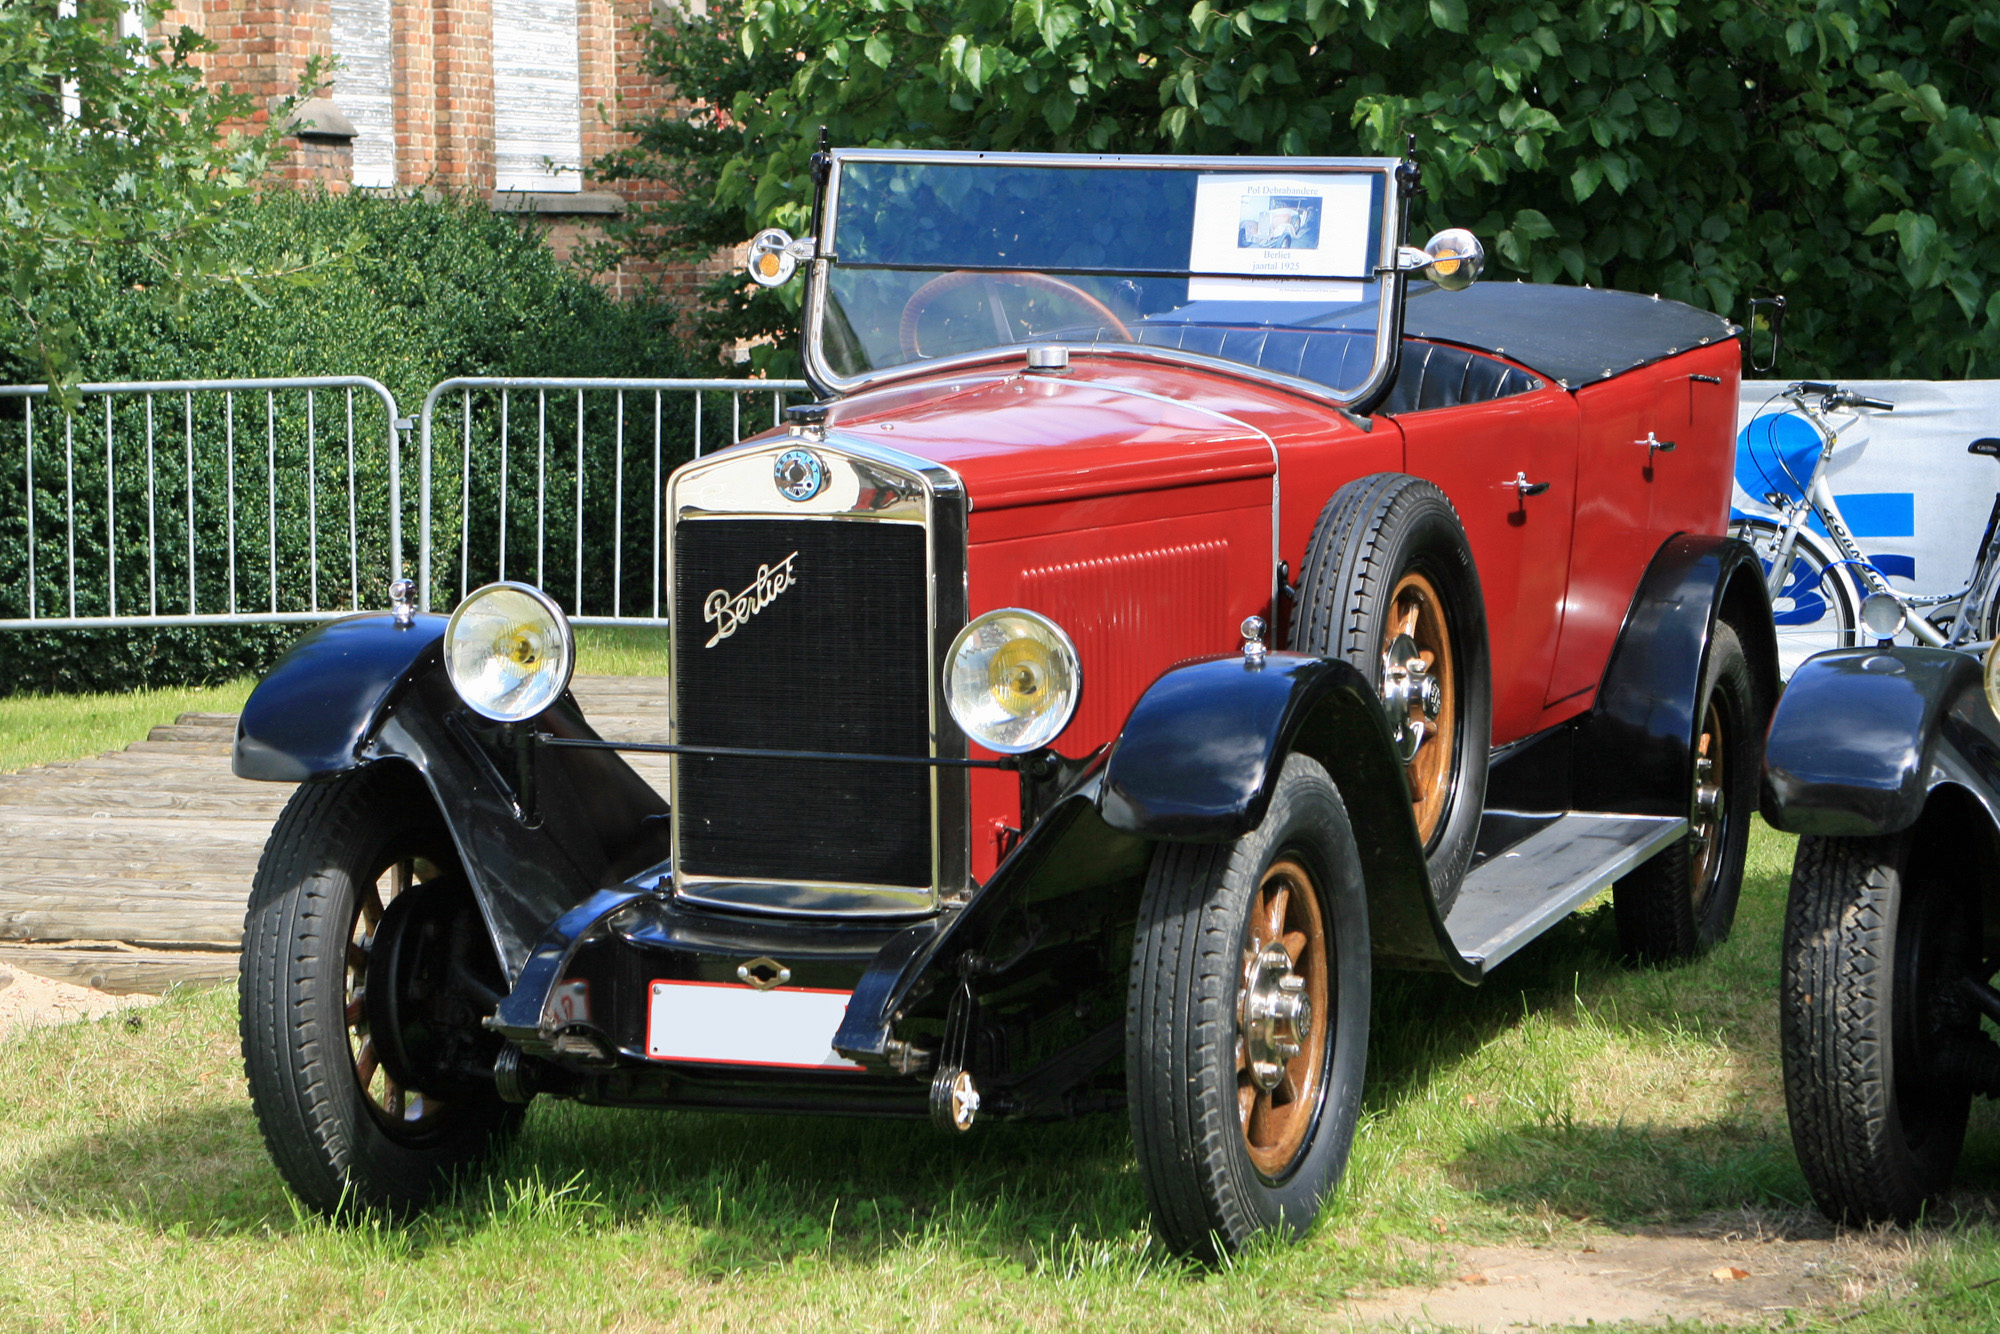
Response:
[1729,517,1857,678]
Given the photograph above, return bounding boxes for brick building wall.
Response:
[155,0,721,305]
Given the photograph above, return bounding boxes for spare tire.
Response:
[1290,474,1490,913]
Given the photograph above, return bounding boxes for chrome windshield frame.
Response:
[801,149,1408,408]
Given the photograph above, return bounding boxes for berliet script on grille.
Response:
[702,552,799,648]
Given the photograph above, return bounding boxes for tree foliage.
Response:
[0,1,315,401]
[597,0,2000,379]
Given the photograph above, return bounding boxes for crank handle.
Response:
[1512,472,1551,497]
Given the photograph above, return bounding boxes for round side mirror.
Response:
[1422,229,1484,291]
[747,228,798,287]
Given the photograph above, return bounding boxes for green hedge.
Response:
[0,192,702,695]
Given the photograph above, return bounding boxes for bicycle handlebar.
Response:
[1787,382,1894,412]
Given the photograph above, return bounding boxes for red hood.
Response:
[818,367,1276,512]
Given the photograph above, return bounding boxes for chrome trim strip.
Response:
[805,149,1407,405]
[664,430,969,918]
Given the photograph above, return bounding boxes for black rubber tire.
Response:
[1291,473,1489,914]
[239,762,519,1216]
[1126,753,1371,1261]
[1612,622,1757,963]
[1780,832,1978,1224]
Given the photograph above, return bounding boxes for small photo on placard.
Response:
[1188,172,1373,302]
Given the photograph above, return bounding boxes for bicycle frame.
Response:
[1754,392,1957,648]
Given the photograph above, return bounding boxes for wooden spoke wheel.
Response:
[1612,622,1758,963]
[240,764,520,1217]
[1236,856,1331,1177]
[1128,754,1371,1260]
[345,854,451,1134]
[1382,572,1457,844]
[1292,474,1491,912]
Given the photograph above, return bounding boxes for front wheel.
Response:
[1729,516,1857,678]
[1126,753,1371,1260]
[1781,833,1978,1223]
[239,763,519,1216]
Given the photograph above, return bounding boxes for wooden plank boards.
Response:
[0,676,672,992]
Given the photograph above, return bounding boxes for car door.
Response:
[1398,381,1580,747]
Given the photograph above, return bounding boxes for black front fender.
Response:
[233,612,450,782]
[1096,652,1460,977]
[233,612,671,982]
[1763,648,2000,837]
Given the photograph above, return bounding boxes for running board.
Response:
[1443,812,1687,976]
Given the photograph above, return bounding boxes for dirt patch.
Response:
[1341,1222,1915,1329]
[0,965,159,1041]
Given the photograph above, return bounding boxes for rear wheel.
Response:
[239,763,518,1216]
[1292,474,1489,913]
[1781,832,1977,1223]
[1612,622,1757,963]
[1127,753,1370,1260]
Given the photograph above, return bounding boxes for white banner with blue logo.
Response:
[1736,380,2000,670]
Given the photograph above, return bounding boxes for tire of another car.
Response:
[1290,473,1489,915]
[1780,831,1977,1224]
[1126,753,1371,1261]
[1611,620,1757,964]
[239,762,520,1216]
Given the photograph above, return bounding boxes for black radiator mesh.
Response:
[673,518,932,887]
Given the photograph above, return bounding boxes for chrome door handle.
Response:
[1637,432,1676,455]
[1512,472,1550,497]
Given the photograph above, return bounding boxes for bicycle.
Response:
[1730,381,2000,676]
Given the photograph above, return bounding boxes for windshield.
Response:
[809,152,1401,400]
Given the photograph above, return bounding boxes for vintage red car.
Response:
[230,149,1777,1258]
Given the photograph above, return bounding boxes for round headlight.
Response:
[944,609,1081,754]
[1859,592,1907,642]
[445,582,575,722]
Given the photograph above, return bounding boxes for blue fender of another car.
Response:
[233,612,449,782]
[1762,647,2000,837]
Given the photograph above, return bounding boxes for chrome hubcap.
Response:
[1240,942,1313,1091]
[1381,633,1441,764]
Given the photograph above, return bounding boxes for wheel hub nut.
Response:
[1380,634,1433,763]
[1242,943,1313,1091]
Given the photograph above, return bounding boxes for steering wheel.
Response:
[897,270,1134,360]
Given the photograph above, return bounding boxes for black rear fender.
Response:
[1577,533,1779,816]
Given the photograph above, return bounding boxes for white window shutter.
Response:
[330,0,396,188]
[493,0,582,193]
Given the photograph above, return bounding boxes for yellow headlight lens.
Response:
[945,609,1081,754]
[445,582,575,722]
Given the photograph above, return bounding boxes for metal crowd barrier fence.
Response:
[0,378,404,629]
[0,376,810,632]
[416,378,810,624]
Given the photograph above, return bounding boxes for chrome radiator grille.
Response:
[672,516,933,890]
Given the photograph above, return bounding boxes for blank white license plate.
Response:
[645,980,863,1071]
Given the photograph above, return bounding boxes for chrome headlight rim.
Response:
[943,607,1082,756]
[444,580,577,724]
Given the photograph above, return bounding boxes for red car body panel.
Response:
[814,333,1739,885]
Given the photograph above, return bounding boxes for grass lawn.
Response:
[8,823,2000,1331]
[0,626,670,775]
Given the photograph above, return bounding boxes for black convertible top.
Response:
[1391,282,1741,388]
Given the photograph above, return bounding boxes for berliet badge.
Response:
[703,552,798,647]
[774,448,826,502]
